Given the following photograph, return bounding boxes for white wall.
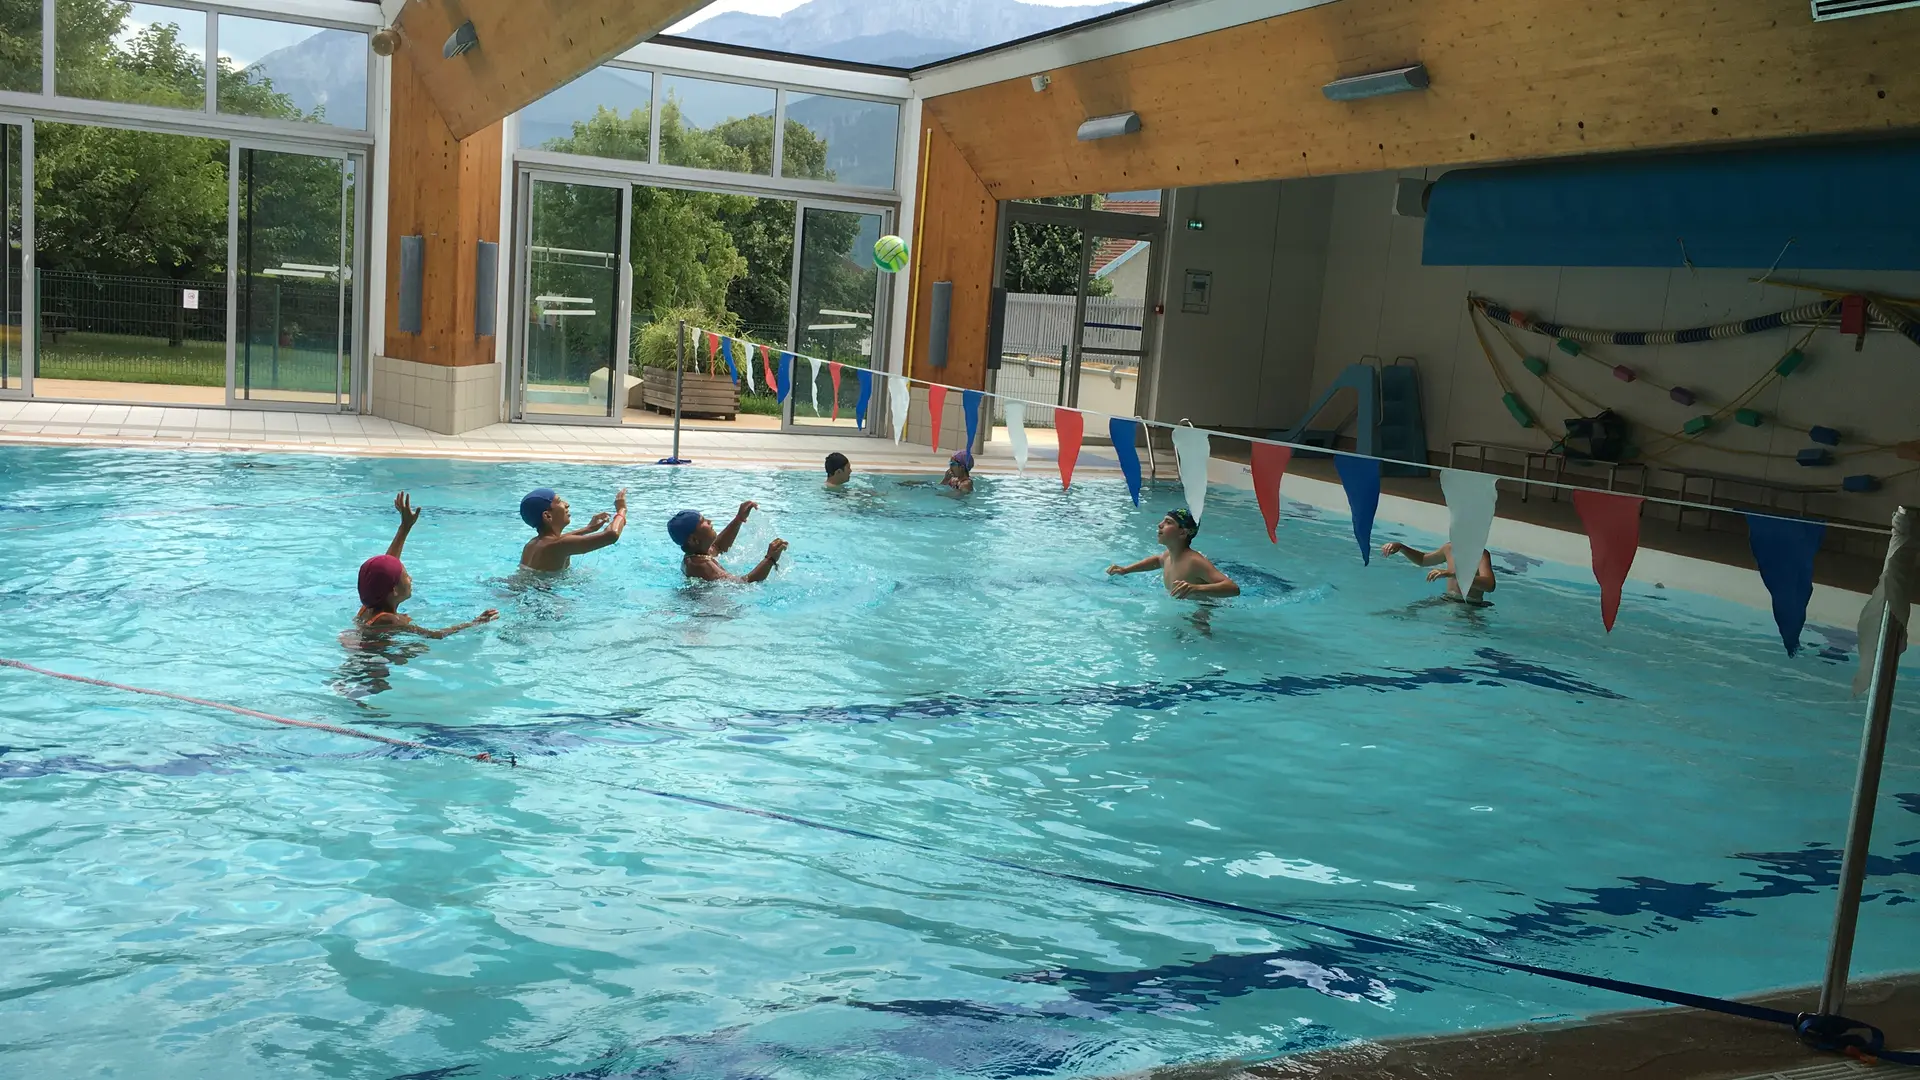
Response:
[1309,168,1920,522]
[1148,177,1334,430]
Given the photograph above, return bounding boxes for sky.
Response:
[118,2,357,68]
[669,0,1100,32]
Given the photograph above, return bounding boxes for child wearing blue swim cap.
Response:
[518,486,627,572]
[1107,508,1240,599]
[671,501,787,583]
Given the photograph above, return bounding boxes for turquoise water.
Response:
[1,445,1917,1080]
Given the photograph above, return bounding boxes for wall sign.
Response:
[1181,269,1212,314]
[182,289,199,310]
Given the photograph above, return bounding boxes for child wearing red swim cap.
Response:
[353,492,499,638]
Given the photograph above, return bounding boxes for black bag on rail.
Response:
[1561,410,1630,462]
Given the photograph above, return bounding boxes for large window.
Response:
[217,15,369,129]
[658,75,774,176]
[2,0,42,93]
[783,93,897,189]
[518,66,652,161]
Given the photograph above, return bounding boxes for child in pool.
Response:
[354,492,498,638]
[825,452,852,489]
[1107,509,1240,599]
[669,502,787,584]
[518,486,627,572]
[941,450,975,495]
[1380,541,1497,605]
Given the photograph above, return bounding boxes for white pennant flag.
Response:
[1004,400,1029,473]
[1170,425,1213,523]
[1854,508,1916,697]
[808,357,823,416]
[1440,468,1500,596]
[888,374,910,444]
[739,340,756,392]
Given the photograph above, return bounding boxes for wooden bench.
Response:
[1660,466,1834,531]
[39,315,75,345]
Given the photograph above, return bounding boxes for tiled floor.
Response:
[0,399,1079,474]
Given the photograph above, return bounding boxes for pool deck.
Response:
[1137,974,1920,1080]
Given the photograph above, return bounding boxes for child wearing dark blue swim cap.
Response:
[518,486,626,572]
[671,501,786,583]
[1107,508,1240,599]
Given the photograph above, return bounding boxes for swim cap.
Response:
[357,555,404,608]
[1166,508,1199,538]
[668,509,703,550]
[520,488,555,531]
[950,449,974,471]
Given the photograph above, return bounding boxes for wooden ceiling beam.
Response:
[393,0,711,140]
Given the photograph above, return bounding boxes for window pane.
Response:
[3,125,22,390]
[217,16,368,129]
[57,0,208,109]
[782,93,897,189]
[520,66,651,162]
[658,75,773,176]
[1,0,41,93]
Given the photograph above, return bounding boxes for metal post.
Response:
[1816,504,1913,1019]
[658,319,689,465]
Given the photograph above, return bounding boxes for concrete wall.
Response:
[1307,168,1920,522]
[1148,177,1335,431]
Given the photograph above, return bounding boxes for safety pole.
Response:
[1816,504,1914,1019]
[657,319,690,465]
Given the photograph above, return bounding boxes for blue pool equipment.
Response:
[1278,362,1427,476]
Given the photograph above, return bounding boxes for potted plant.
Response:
[634,307,742,420]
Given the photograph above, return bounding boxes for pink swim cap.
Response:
[358,555,405,608]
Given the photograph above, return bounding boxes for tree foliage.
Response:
[1002,196,1113,298]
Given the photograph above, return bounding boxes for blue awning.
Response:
[1422,141,1920,270]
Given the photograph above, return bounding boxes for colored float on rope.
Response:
[1735,409,1764,428]
[1501,392,1535,428]
[1522,356,1548,377]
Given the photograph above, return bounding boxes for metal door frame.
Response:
[0,114,31,400]
[510,168,632,426]
[780,199,894,434]
[225,138,363,413]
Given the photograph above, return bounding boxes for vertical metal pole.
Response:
[1817,504,1913,1018]
[669,319,686,463]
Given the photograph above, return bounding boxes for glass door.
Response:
[785,203,888,431]
[229,144,358,408]
[1077,232,1154,421]
[1,120,26,399]
[514,173,630,423]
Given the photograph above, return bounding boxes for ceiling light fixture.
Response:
[1077,112,1140,141]
[1322,63,1429,102]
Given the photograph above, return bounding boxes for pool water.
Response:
[2,445,1917,1080]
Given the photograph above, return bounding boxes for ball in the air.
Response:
[873,235,909,273]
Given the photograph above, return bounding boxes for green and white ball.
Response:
[873,234,909,273]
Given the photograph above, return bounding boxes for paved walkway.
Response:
[0,400,1088,474]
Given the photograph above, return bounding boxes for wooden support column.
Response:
[908,118,996,393]
[384,49,502,368]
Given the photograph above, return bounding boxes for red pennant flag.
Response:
[706,332,720,374]
[927,385,947,451]
[1572,490,1644,631]
[1055,408,1084,490]
[761,346,777,391]
[828,362,842,420]
[1251,443,1293,542]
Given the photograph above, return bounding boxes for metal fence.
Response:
[1002,293,1145,361]
[38,269,228,345]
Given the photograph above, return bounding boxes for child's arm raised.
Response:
[713,500,755,555]
[1106,554,1166,576]
[742,539,788,584]
[552,489,628,554]
[387,492,422,557]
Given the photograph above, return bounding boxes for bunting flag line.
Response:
[740,340,757,393]
[888,374,909,443]
[706,331,720,375]
[828,362,843,421]
[1170,426,1213,523]
[1439,469,1499,595]
[1055,408,1085,491]
[1572,491,1643,632]
[776,353,793,405]
[762,346,777,395]
[1334,454,1382,564]
[1746,514,1827,657]
[856,369,875,430]
[1004,400,1029,473]
[963,390,984,453]
[1854,508,1916,697]
[719,336,738,384]
[1250,443,1292,543]
[927,385,947,452]
[1111,418,1143,506]
[808,357,822,416]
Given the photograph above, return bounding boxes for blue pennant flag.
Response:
[719,337,738,384]
[963,389,984,451]
[1110,418,1143,506]
[855,368,874,430]
[1746,514,1827,657]
[776,353,793,404]
[1334,454,1382,564]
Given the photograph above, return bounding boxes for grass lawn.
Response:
[34,332,341,391]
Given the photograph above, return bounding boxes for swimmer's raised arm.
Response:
[1107,553,1166,576]
[714,500,755,555]
[551,489,627,555]
[742,538,788,584]
[388,492,421,558]
[1381,541,1447,568]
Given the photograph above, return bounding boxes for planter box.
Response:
[641,366,738,420]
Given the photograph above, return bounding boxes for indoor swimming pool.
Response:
[1,445,1916,1079]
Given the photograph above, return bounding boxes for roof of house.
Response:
[1091,237,1145,277]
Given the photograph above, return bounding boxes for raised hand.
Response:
[736,500,758,520]
[614,488,628,513]
[475,609,500,623]
[767,538,788,560]
[1425,567,1452,583]
[395,492,422,529]
[1380,541,1404,557]
[587,512,612,531]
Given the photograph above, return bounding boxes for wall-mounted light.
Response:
[1322,63,1429,102]
[443,20,478,60]
[370,26,399,56]
[1031,74,1051,93]
[1077,112,1141,141]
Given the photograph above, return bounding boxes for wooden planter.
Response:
[640,366,739,420]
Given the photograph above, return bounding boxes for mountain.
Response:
[676,0,1129,67]
[242,30,370,128]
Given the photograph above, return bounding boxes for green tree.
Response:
[1004,196,1112,297]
